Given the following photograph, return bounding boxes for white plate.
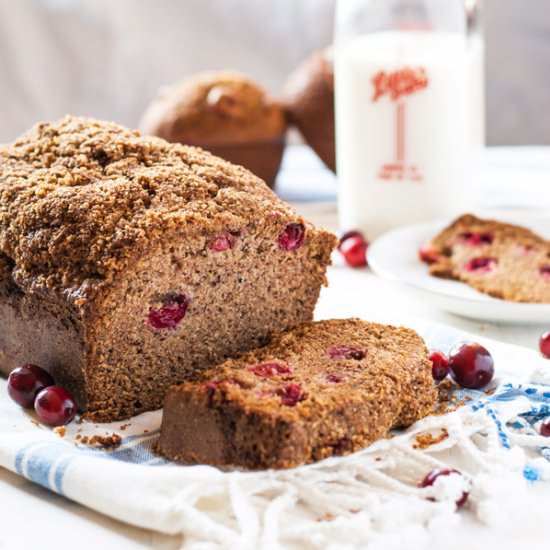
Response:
[367,218,550,324]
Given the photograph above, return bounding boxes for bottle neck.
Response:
[335,0,468,40]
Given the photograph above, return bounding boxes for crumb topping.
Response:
[77,432,122,449]
[0,116,295,291]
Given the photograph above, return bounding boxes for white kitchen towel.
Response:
[1,318,550,550]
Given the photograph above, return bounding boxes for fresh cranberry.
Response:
[278,223,305,251]
[7,364,54,409]
[420,468,469,508]
[209,234,233,252]
[146,293,188,330]
[34,386,77,427]
[418,244,440,264]
[325,372,345,383]
[276,383,305,406]
[540,420,550,437]
[340,236,368,268]
[248,362,293,378]
[539,331,550,359]
[338,230,365,251]
[429,350,449,382]
[540,266,550,280]
[459,232,494,246]
[464,257,497,273]
[448,342,494,389]
[329,345,366,360]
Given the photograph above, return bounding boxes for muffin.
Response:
[140,71,287,188]
[283,49,335,172]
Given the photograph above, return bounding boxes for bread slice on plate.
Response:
[419,214,550,303]
[158,318,436,469]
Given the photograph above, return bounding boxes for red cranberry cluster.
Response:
[423,343,493,508]
[7,364,76,427]
[338,230,369,268]
[428,342,494,390]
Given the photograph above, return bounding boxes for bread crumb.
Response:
[120,423,130,431]
[53,426,66,438]
[78,433,122,449]
[413,428,449,449]
[432,379,471,415]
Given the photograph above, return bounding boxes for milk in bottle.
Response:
[335,0,484,237]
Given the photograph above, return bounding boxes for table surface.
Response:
[2,145,550,550]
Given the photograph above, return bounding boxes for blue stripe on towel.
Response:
[13,432,170,494]
[15,443,75,495]
[54,454,76,495]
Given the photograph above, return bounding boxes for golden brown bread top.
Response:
[140,71,287,146]
[0,116,303,291]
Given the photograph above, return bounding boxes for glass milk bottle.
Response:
[335,0,483,237]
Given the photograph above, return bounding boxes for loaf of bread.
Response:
[140,71,287,188]
[158,319,436,469]
[0,116,336,421]
[420,214,550,303]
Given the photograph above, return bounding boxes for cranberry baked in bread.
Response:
[419,214,550,303]
[159,319,436,469]
[0,116,336,421]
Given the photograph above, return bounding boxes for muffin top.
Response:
[140,71,286,146]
